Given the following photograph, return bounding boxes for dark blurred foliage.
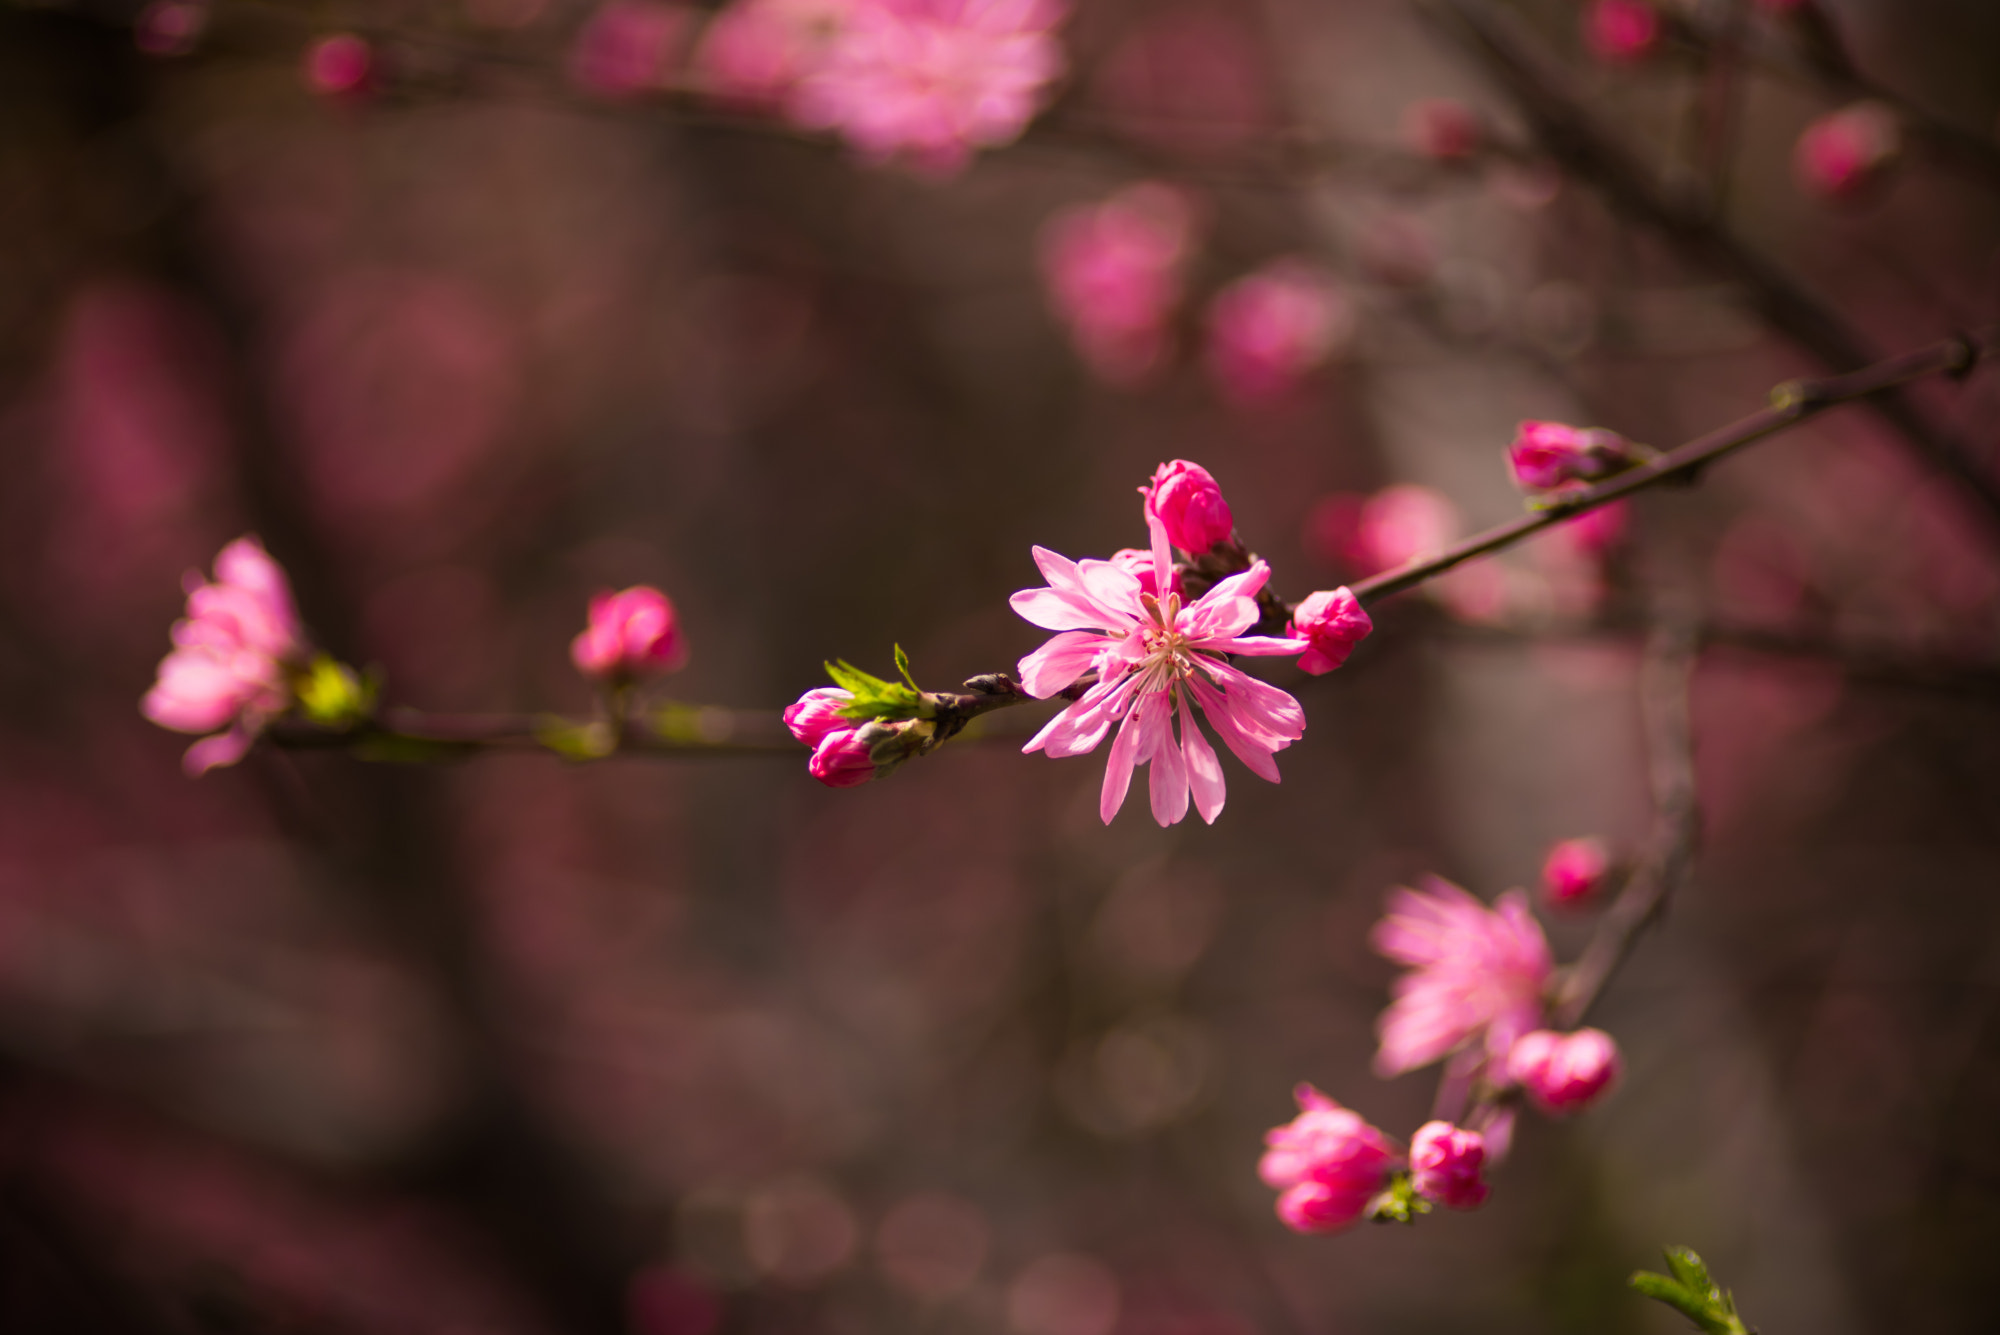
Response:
[1,1,1999,1333]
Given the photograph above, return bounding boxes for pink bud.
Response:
[571,586,688,684]
[1508,420,1641,492]
[1108,547,1184,601]
[1408,1121,1489,1210]
[783,686,854,749]
[135,0,206,57]
[304,34,374,99]
[1508,1028,1622,1115]
[1582,0,1660,64]
[1258,1085,1400,1235]
[1541,836,1611,909]
[1140,460,1234,554]
[1403,99,1482,162]
[1794,103,1901,203]
[1288,588,1372,676]
[1204,261,1350,403]
[807,728,876,787]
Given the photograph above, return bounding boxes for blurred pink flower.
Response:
[571,586,689,684]
[303,34,374,99]
[1012,517,1305,826]
[142,537,306,775]
[1403,98,1482,162]
[1507,1027,1622,1114]
[1287,588,1372,676]
[135,1,206,57]
[784,687,878,787]
[1257,1085,1399,1234]
[1583,0,1660,64]
[1204,261,1350,403]
[1541,836,1611,909]
[788,0,1068,174]
[1140,459,1233,555]
[1551,499,1630,558]
[1508,420,1642,492]
[1039,183,1197,384]
[1371,878,1552,1077]
[1106,546,1183,601]
[1304,485,1459,578]
[694,0,853,108]
[1408,1120,1489,1210]
[1794,102,1901,202]
[570,1,695,99]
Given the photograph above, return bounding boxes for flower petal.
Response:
[1178,692,1227,824]
[1143,693,1189,826]
[1099,704,1148,823]
[1017,630,1109,698]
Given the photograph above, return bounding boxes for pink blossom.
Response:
[1583,0,1660,64]
[1107,547,1183,601]
[1140,460,1233,555]
[1541,836,1611,909]
[142,537,305,775]
[694,0,853,108]
[135,1,206,57]
[1039,184,1197,384]
[1204,261,1350,403]
[1794,103,1901,202]
[303,34,374,98]
[1403,99,1482,162]
[1371,878,1552,1077]
[1287,588,1372,676]
[1508,420,1642,492]
[784,687,878,787]
[1258,1085,1400,1234]
[571,586,689,684]
[1359,485,1457,574]
[1012,516,1306,826]
[570,1,695,99]
[1408,1121,1489,1210]
[787,0,1068,175]
[1507,1028,1622,1114]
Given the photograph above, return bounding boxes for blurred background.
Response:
[2,0,1999,1331]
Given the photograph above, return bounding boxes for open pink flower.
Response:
[1258,1085,1400,1234]
[142,536,305,775]
[1012,516,1305,826]
[1288,587,1371,676]
[1408,1120,1489,1210]
[1371,878,1552,1077]
[1507,1028,1621,1114]
[1107,546,1183,601]
[1039,183,1197,384]
[694,0,853,108]
[788,0,1067,174]
[572,586,689,684]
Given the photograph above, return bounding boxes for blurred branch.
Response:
[1420,0,2000,538]
[1553,612,1700,1028]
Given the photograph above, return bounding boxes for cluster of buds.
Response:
[1265,875,1626,1234]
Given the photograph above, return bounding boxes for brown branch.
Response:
[1420,0,2000,537]
[1552,613,1701,1028]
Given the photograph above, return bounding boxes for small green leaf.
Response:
[823,658,930,721]
[1630,1248,1750,1335]
[294,655,373,727]
[1663,1247,1715,1298]
[893,643,919,692]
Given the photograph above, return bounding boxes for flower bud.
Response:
[1508,1028,1622,1115]
[304,34,375,99]
[807,727,877,788]
[783,686,854,749]
[1108,547,1184,601]
[572,586,688,684]
[1403,99,1482,162]
[1408,1121,1489,1210]
[1288,588,1372,676]
[1508,420,1642,492]
[1583,0,1660,64]
[1794,103,1901,203]
[1140,460,1234,555]
[1258,1085,1400,1235]
[1541,836,1611,909]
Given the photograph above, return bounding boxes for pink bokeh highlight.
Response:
[1039,183,1199,385]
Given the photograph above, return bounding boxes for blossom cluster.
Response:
[1261,873,1624,1234]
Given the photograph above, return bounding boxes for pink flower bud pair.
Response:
[1288,588,1372,676]
[1508,420,1644,493]
[1508,1028,1621,1114]
[783,687,876,787]
[572,586,689,685]
[1140,460,1234,555]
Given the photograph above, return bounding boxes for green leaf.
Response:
[893,643,919,692]
[1663,1247,1716,1298]
[294,654,373,727]
[823,658,930,721]
[1630,1248,1749,1335]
